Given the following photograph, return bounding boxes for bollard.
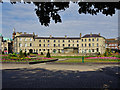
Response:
[82,57,84,63]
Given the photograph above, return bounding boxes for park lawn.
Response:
[1,59,53,62]
[54,59,120,63]
[51,56,96,58]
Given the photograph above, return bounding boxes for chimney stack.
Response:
[65,35,67,38]
[80,33,82,38]
[98,33,100,36]
[90,32,92,36]
[50,35,52,38]
[24,32,26,34]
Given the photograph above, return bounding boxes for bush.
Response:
[19,50,23,58]
[2,51,4,54]
[27,53,30,55]
[41,52,44,55]
[103,52,107,56]
[46,51,51,58]
[24,51,27,57]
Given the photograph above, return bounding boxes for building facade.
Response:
[105,37,120,52]
[13,31,106,55]
[0,34,13,54]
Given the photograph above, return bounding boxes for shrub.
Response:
[103,52,107,56]
[41,52,44,55]
[19,50,23,58]
[27,53,30,55]
[24,51,27,57]
[2,51,4,54]
[46,51,51,58]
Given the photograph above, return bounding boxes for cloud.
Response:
[2,2,118,39]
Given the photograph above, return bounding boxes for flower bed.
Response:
[85,57,120,60]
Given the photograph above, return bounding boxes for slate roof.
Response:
[35,37,81,39]
[82,34,103,38]
[16,34,34,37]
[105,39,119,44]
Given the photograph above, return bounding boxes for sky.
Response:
[1,2,118,39]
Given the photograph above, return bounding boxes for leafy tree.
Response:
[46,51,51,58]
[24,51,27,57]
[19,50,23,58]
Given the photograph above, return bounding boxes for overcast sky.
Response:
[1,2,118,39]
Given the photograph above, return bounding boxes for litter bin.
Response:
[82,57,84,63]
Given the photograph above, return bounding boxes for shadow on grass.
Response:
[2,66,120,89]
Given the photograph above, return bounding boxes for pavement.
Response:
[1,63,120,88]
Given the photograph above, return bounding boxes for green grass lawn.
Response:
[1,59,53,62]
[54,59,120,63]
[51,56,96,58]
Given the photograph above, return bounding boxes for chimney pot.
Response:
[50,35,52,38]
[90,32,92,36]
[80,33,82,38]
[65,35,67,38]
[24,32,26,34]
[98,33,100,36]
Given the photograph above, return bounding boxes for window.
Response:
[82,44,83,47]
[36,49,38,53]
[68,44,70,47]
[20,38,22,41]
[85,39,86,42]
[44,44,45,47]
[25,49,27,52]
[97,38,99,41]
[89,43,91,47]
[97,43,99,47]
[63,40,64,42]
[58,40,60,42]
[85,44,86,47]
[25,43,27,47]
[58,44,60,47]
[48,40,49,42]
[30,38,32,41]
[54,44,56,47]
[48,44,49,47]
[39,49,41,51]
[30,43,32,47]
[73,40,74,42]
[19,43,22,47]
[89,39,91,41]
[97,48,99,52]
[63,44,65,47]
[77,44,79,47]
[73,44,74,47]
[92,39,94,41]
[68,40,70,42]
[44,40,45,42]
[92,43,94,47]
[43,49,45,51]
[25,38,27,41]
[39,40,41,42]
[54,40,56,42]
[39,44,41,47]
[92,49,94,52]
[77,40,79,43]
[82,39,83,42]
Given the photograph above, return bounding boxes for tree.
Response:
[19,50,23,58]
[46,50,51,58]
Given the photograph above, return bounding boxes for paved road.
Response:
[1,63,120,88]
